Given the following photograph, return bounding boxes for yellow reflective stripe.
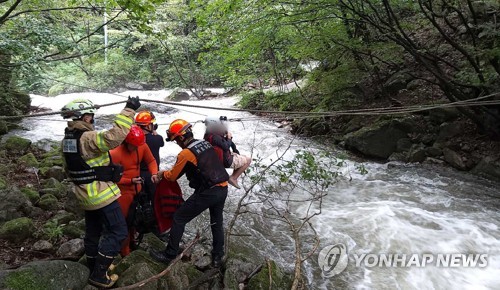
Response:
[86,182,99,198]
[115,114,132,129]
[96,132,109,152]
[82,183,120,206]
[86,154,110,167]
[89,184,119,205]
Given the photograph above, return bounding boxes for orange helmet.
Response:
[135,111,156,126]
[167,119,192,141]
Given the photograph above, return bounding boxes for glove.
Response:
[125,96,141,111]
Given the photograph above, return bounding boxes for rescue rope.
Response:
[1,74,499,120]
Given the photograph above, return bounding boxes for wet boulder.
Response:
[41,166,66,181]
[20,187,39,204]
[345,119,411,159]
[41,177,68,199]
[38,194,59,210]
[0,260,89,290]
[428,107,460,125]
[167,88,190,101]
[56,238,85,257]
[1,136,31,154]
[471,156,500,181]
[0,188,33,224]
[407,144,427,163]
[0,217,35,242]
[32,240,53,252]
[247,260,292,290]
[64,190,83,217]
[18,153,39,168]
[443,148,466,170]
[437,122,462,141]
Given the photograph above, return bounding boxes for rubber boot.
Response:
[88,253,119,288]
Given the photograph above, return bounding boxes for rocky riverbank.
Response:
[289,107,500,182]
[0,135,292,289]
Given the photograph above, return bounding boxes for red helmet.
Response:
[167,119,192,141]
[125,125,145,146]
[135,111,156,126]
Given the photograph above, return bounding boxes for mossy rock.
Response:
[20,187,39,204]
[0,260,89,290]
[113,250,165,276]
[0,176,6,190]
[40,178,67,199]
[38,194,59,210]
[40,155,63,168]
[19,153,39,168]
[247,260,292,290]
[1,136,31,154]
[0,217,34,242]
[52,212,76,225]
[62,224,84,239]
[115,262,168,289]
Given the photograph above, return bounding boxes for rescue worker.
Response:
[61,97,141,288]
[110,125,159,256]
[135,111,164,197]
[204,116,251,189]
[149,119,229,268]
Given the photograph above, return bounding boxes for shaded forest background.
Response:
[0,0,499,136]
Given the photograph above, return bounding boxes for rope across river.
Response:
[0,85,498,121]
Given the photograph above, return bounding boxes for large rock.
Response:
[0,217,35,242]
[38,194,59,210]
[0,188,33,224]
[138,104,178,114]
[345,119,412,159]
[383,70,412,94]
[429,107,460,125]
[1,136,31,154]
[471,156,500,181]
[125,82,144,90]
[18,153,39,168]
[52,211,76,225]
[56,238,85,257]
[34,139,60,152]
[115,262,168,289]
[437,122,462,141]
[20,187,39,204]
[443,148,466,170]
[396,138,413,153]
[167,88,190,101]
[0,260,89,290]
[41,177,67,199]
[247,260,292,290]
[32,240,53,252]
[41,166,66,181]
[407,144,427,163]
[64,189,83,217]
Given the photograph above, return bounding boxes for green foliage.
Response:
[42,219,64,243]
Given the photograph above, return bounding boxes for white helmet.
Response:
[205,116,227,132]
[61,99,97,119]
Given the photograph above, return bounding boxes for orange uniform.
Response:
[110,143,158,256]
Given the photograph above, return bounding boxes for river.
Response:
[13,90,500,290]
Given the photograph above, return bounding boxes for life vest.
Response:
[63,128,123,185]
[205,133,232,168]
[154,179,183,233]
[186,139,229,191]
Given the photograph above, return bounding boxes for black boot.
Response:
[149,249,173,265]
[212,255,223,268]
[88,253,118,288]
[86,256,96,273]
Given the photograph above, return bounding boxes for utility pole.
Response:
[104,5,108,63]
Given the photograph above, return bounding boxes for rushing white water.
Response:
[11,90,500,290]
